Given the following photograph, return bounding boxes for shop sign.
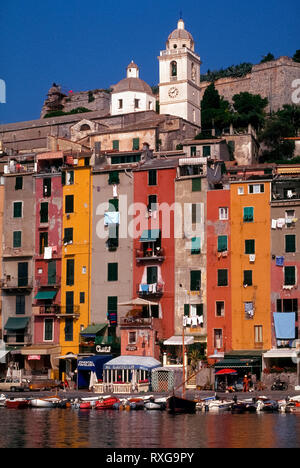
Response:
[28,355,41,361]
[96,345,112,354]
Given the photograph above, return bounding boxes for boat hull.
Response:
[95,397,120,410]
[6,399,29,409]
[167,395,196,414]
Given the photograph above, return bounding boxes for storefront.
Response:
[77,355,113,389]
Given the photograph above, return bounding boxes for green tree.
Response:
[260,53,275,63]
[200,83,233,132]
[293,50,300,63]
[231,92,268,130]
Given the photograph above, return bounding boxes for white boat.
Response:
[205,400,234,412]
[145,398,166,410]
[0,394,6,407]
[30,397,61,408]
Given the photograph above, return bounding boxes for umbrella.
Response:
[215,369,238,376]
[118,298,157,307]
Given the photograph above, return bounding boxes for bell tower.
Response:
[158,19,201,127]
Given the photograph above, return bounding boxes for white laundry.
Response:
[249,254,256,263]
[191,316,198,327]
[271,219,277,229]
[44,247,52,260]
[277,218,285,229]
[113,184,118,198]
[104,211,120,226]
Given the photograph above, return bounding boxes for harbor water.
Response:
[0,407,300,448]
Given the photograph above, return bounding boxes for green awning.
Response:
[35,291,57,300]
[80,324,107,337]
[140,229,161,242]
[4,317,30,331]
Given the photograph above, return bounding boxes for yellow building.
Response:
[60,154,92,355]
[230,179,272,352]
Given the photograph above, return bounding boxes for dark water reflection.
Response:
[0,408,300,448]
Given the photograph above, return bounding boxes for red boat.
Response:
[5,399,29,409]
[79,402,92,409]
[95,397,120,410]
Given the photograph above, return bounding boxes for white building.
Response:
[111,61,156,116]
[158,19,202,128]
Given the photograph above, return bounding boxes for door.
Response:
[48,260,56,285]
[66,291,74,314]
[18,262,28,287]
[147,266,158,285]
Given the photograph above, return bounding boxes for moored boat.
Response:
[0,394,6,407]
[30,397,61,408]
[6,398,29,409]
[95,396,120,410]
[167,395,196,414]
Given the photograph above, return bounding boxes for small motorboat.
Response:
[0,394,6,407]
[256,399,279,412]
[6,398,29,409]
[206,400,234,412]
[127,398,145,410]
[30,397,61,408]
[145,397,166,411]
[167,395,196,414]
[79,401,93,410]
[95,396,120,410]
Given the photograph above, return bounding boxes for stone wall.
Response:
[200,57,300,112]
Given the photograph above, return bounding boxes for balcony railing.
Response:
[4,334,32,346]
[33,305,80,317]
[135,248,165,264]
[1,278,33,290]
[36,276,61,288]
[137,283,164,298]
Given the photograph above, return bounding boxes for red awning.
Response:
[215,369,238,376]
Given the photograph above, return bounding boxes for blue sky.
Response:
[0,0,299,124]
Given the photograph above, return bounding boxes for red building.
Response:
[30,152,64,372]
[120,158,177,360]
[206,187,232,361]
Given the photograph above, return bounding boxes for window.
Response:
[109,198,119,211]
[13,202,22,218]
[107,296,118,327]
[39,232,48,255]
[284,266,296,286]
[48,260,56,285]
[129,332,137,344]
[218,269,228,286]
[218,236,228,252]
[80,292,85,304]
[107,224,119,251]
[65,318,73,342]
[66,171,74,186]
[285,210,295,226]
[243,270,253,286]
[219,207,228,220]
[18,262,28,287]
[245,302,254,319]
[108,171,120,185]
[44,318,53,342]
[248,184,265,194]
[112,140,119,151]
[15,176,23,190]
[132,138,140,151]
[192,178,201,192]
[285,235,296,253]
[190,270,201,291]
[13,231,22,248]
[134,99,140,109]
[203,146,211,157]
[191,237,201,255]
[216,301,225,317]
[214,329,223,349]
[118,99,123,109]
[277,299,298,318]
[245,239,255,255]
[238,187,244,195]
[64,228,73,244]
[184,304,203,318]
[43,178,51,196]
[148,195,158,212]
[148,170,157,186]
[40,202,48,224]
[66,291,74,314]
[170,61,177,77]
[192,204,201,224]
[108,263,118,282]
[243,207,254,222]
[65,195,74,214]
[66,259,75,286]
[16,296,25,315]
[190,146,197,157]
[147,266,158,285]
[254,325,263,344]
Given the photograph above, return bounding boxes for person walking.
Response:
[243,375,249,392]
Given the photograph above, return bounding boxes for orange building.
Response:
[230,178,272,353]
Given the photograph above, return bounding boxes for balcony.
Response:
[36,276,61,289]
[33,305,80,318]
[137,283,164,299]
[135,247,165,264]
[4,334,32,346]
[1,278,33,292]
[120,317,154,328]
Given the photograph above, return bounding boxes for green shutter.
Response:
[286,235,296,253]
[39,232,48,255]
[65,317,74,341]
[192,178,201,192]
[109,199,119,211]
[15,176,23,190]
[184,304,190,316]
[243,207,254,222]
[190,146,197,157]
[113,140,119,150]
[16,295,25,315]
[66,291,74,314]
[196,304,203,317]
[218,269,228,286]
[245,239,255,254]
[18,262,28,287]
[13,231,22,248]
[190,270,201,291]
[65,195,74,213]
[64,228,73,244]
[147,266,158,284]
[40,202,48,223]
[203,146,211,157]
[48,261,56,285]
[43,178,51,196]
[132,138,140,150]
[108,171,120,185]
[66,259,74,286]
[44,318,53,341]
[148,195,157,211]
[191,237,201,255]
[218,236,228,252]
[148,170,157,186]
[80,292,85,304]
[285,266,296,286]
[108,263,118,282]
[13,202,22,218]
[243,270,253,286]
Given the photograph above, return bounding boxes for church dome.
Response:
[167,19,194,50]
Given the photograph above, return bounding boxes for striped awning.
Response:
[179,158,207,166]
